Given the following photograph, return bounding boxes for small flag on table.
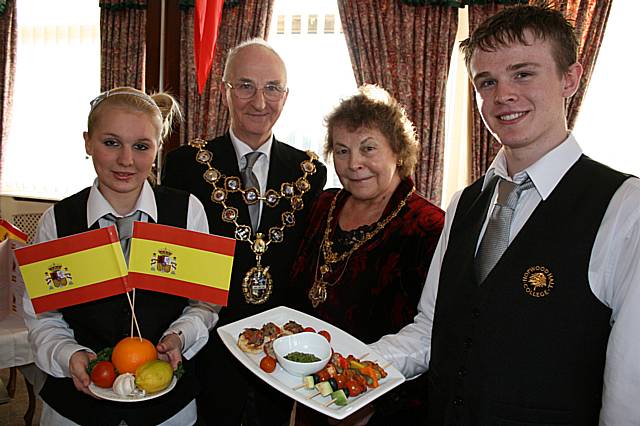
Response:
[0,219,28,244]
[128,222,235,306]
[15,227,129,314]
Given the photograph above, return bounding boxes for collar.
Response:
[229,128,273,165]
[482,134,582,201]
[86,179,157,227]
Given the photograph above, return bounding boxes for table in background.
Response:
[0,311,36,425]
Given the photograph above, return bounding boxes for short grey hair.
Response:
[222,37,287,82]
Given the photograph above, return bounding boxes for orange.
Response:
[111,337,157,374]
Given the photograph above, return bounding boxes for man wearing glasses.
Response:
[163,38,327,425]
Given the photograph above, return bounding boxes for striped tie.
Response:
[241,152,262,232]
[475,177,533,283]
[105,211,141,265]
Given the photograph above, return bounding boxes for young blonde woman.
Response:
[23,87,217,426]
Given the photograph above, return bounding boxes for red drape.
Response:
[194,0,224,94]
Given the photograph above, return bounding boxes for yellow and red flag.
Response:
[128,222,235,306]
[0,219,28,244]
[15,227,129,314]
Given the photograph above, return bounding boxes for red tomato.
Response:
[318,330,331,342]
[90,361,116,388]
[316,369,331,382]
[260,355,277,373]
[344,378,365,397]
[303,326,316,333]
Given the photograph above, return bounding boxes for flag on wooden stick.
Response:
[15,227,129,314]
[128,222,235,306]
[0,219,28,244]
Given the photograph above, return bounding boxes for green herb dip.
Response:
[284,351,320,363]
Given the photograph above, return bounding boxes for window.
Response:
[270,0,357,188]
[308,15,318,34]
[277,15,285,34]
[573,0,640,177]
[324,15,335,34]
[291,15,301,34]
[1,0,100,201]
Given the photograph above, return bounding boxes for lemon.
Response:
[134,359,173,393]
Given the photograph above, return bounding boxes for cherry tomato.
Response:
[260,355,277,373]
[303,326,316,333]
[318,330,331,342]
[90,361,116,388]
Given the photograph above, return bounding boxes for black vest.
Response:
[428,156,629,426]
[40,186,198,426]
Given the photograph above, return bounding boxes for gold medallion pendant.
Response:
[242,264,273,304]
[308,278,327,308]
[190,138,318,304]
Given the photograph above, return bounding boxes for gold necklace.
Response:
[189,138,318,304]
[308,187,414,308]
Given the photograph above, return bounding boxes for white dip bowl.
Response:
[273,332,331,376]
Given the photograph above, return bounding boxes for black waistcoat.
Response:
[39,186,198,426]
[428,156,629,426]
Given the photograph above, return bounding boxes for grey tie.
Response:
[475,177,533,283]
[241,152,262,231]
[106,211,140,265]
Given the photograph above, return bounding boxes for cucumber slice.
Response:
[330,389,348,406]
[303,375,315,389]
[315,381,333,397]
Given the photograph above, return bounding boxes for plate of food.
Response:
[216,306,405,420]
[89,376,177,403]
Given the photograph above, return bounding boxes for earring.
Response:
[396,159,403,167]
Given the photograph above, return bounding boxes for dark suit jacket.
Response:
[163,133,327,425]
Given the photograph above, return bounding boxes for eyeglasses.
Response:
[223,81,288,101]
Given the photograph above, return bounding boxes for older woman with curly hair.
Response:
[289,84,444,425]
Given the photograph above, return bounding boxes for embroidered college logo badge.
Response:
[522,265,554,298]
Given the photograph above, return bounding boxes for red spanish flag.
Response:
[15,227,129,314]
[128,222,235,306]
[194,0,224,94]
[0,219,28,244]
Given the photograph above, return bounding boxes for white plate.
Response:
[88,376,177,402]
[217,306,405,420]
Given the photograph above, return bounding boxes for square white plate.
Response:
[216,305,405,420]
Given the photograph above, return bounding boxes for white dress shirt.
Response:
[23,180,220,426]
[229,128,273,227]
[370,135,640,426]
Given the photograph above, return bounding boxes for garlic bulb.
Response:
[112,373,136,396]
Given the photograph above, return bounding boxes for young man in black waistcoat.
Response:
[370,4,640,425]
[163,38,327,425]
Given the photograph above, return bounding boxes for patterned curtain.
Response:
[338,0,458,205]
[558,0,613,130]
[0,0,17,181]
[99,0,147,91]
[178,0,274,145]
[467,0,613,180]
